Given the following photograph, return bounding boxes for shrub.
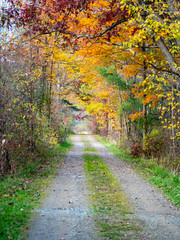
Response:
[130,142,143,157]
[144,129,168,158]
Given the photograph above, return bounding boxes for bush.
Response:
[130,142,143,157]
[144,129,168,158]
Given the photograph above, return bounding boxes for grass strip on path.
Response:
[83,147,98,153]
[0,141,73,240]
[83,144,142,240]
[96,136,180,207]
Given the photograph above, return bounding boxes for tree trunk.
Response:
[143,98,147,151]
[142,45,147,151]
[117,86,128,138]
[29,38,35,151]
[171,86,176,159]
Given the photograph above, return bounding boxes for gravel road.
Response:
[26,134,180,240]
[26,135,99,240]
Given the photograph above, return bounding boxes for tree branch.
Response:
[155,37,180,78]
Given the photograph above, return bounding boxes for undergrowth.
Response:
[0,141,73,240]
[83,142,142,240]
[96,136,180,207]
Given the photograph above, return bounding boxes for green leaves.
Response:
[99,67,129,91]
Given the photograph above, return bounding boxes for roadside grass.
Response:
[0,141,73,240]
[83,151,142,239]
[96,136,180,207]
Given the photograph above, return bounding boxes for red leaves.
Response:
[100,6,128,25]
[2,0,129,42]
[3,0,95,34]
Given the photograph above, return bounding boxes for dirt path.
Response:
[27,134,180,240]
[27,135,99,240]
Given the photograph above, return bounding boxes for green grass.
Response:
[96,136,180,207]
[0,141,73,240]
[82,139,98,153]
[84,154,142,239]
[83,147,98,153]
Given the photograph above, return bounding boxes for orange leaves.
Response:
[132,77,160,106]
[121,64,140,78]
[129,111,144,121]
[77,12,98,31]
[142,95,159,106]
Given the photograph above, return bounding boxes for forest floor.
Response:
[26,134,180,240]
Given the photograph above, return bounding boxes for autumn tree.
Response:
[1,0,179,168]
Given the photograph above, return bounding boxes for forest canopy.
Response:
[0,0,180,177]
